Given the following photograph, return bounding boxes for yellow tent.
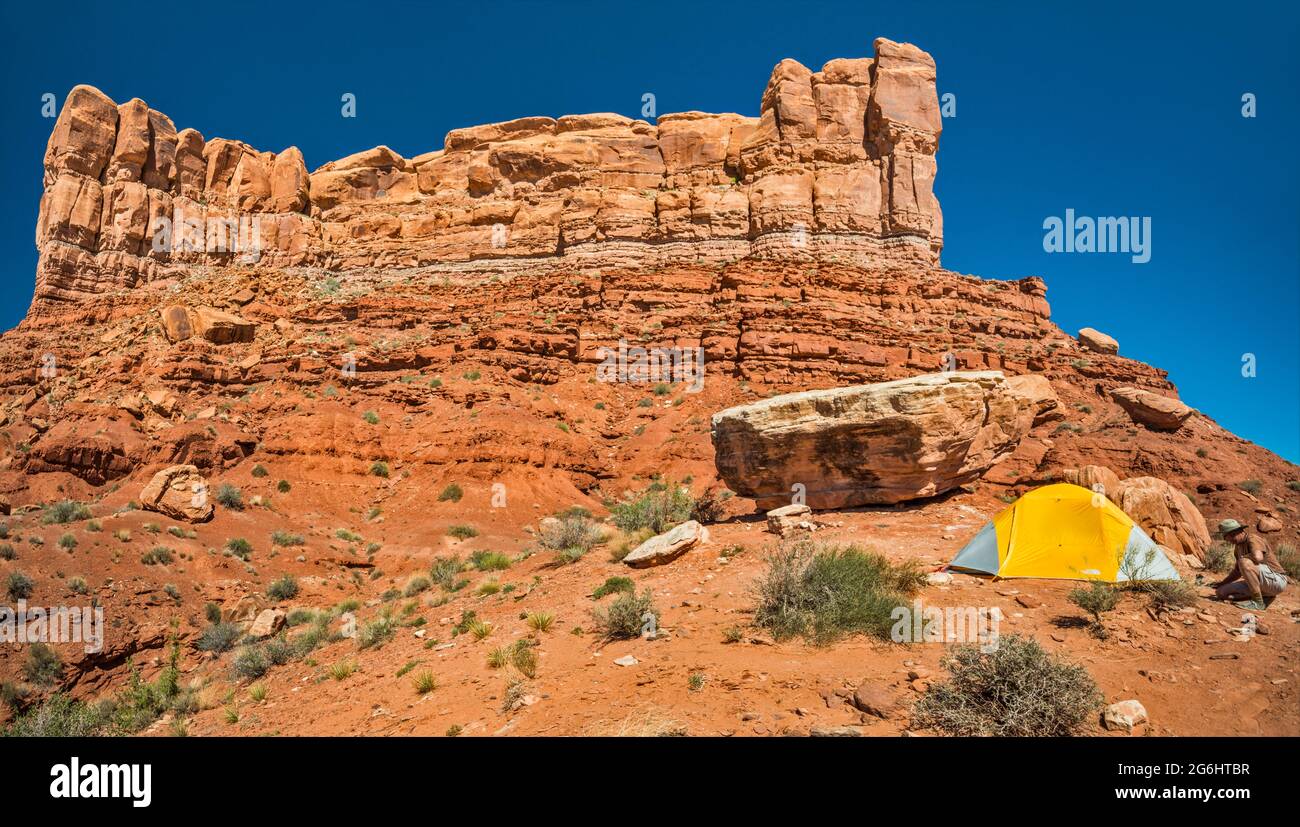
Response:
[948,483,1180,581]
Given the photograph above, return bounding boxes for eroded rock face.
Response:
[138,464,213,522]
[1113,476,1210,561]
[1110,387,1194,431]
[28,37,943,314]
[711,371,1054,509]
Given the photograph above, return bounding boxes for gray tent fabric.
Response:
[949,521,1000,575]
[1115,523,1181,582]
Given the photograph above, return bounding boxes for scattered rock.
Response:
[138,464,213,522]
[248,609,286,639]
[851,681,896,719]
[613,655,639,667]
[623,520,708,568]
[1103,700,1148,732]
[810,725,862,737]
[766,503,812,538]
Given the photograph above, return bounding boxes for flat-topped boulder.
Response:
[711,371,1058,509]
[1110,386,1194,431]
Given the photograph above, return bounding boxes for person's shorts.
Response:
[1258,564,1288,596]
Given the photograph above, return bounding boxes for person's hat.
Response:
[1218,518,1244,534]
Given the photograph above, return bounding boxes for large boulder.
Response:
[1110,387,1194,431]
[711,371,1056,509]
[1063,465,1122,498]
[1077,327,1119,355]
[623,520,708,568]
[1112,476,1210,561]
[139,464,213,522]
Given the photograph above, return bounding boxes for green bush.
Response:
[140,546,174,565]
[215,484,244,511]
[446,524,478,540]
[251,464,269,478]
[431,556,468,592]
[593,589,658,641]
[24,643,63,687]
[2,693,105,737]
[539,514,605,560]
[7,571,35,600]
[267,575,299,601]
[370,461,390,478]
[271,531,305,547]
[438,483,463,503]
[196,622,241,653]
[610,483,694,534]
[753,542,923,645]
[592,576,635,599]
[225,537,253,560]
[469,550,512,571]
[1275,543,1299,580]
[1203,541,1234,574]
[912,635,1103,736]
[232,646,270,680]
[1237,479,1263,495]
[42,500,92,524]
[1068,581,1119,633]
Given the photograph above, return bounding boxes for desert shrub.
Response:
[509,639,538,678]
[24,643,63,687]
[1203,541,1234,574]
[0,544,14,560]
[469,550,512,571]
[335,528,363,543]
[232,646,270,680]
[58,533,77,551]
[412,671,438,694]
[592,576,635,599]
[911,635,1103,736]
[752,542,923,645]
[140,546,174,565]
[2,694,105,737]
[1068,581,1119,636]
[1287,480,1300,492]
[610,483,694,534]
[42,500,92,524]
[1237,479,1263,495]
[539,513,605,558]
[215,484,244,510]
[593,589,658,641]
[438,483,463,503]
[446,524,478,540]
[196,622,241,653]
[362,410,380,425]
[370,461,390,478]
[430,555,468,591]
[204,603,223,624]
[1140,579,1198,612]
[68,576,88,595]
[403,576,431,597]
[277,480,291,494]
[7,571,35,600]
[250,464,269,478]
[526,611,554,632]
[689,489,728,524]
[225,538,253,560]
[358,614,396,649]
[267,575,299,601]
[1274,543,1299,580]
[271,531,305,547]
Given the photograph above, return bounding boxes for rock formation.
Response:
[1110,387,1195,431]
[29,38,942,318]
[710,371,1059,509]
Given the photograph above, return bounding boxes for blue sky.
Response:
[1,0,1296,460]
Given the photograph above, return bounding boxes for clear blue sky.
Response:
[1,0,1296,461]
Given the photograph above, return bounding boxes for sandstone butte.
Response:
[1,38,1297,737]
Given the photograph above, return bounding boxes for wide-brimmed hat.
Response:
[1218,518,1244,534]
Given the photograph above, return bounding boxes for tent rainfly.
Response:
[948,483,1181,582]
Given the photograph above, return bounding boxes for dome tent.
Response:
[949,483,1181,582]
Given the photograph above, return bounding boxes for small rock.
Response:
[1103,700,1148,733]
[613,655,639,667]
[851,681,896,719]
